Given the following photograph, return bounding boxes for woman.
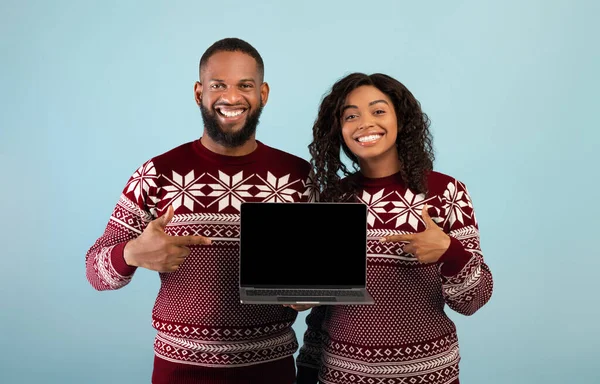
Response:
[295,73,494,384]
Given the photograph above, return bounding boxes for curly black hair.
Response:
[309,72,435,202]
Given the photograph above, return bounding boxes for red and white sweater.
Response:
[86,140,316,371]
[296,171,493,384]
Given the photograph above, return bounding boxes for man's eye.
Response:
[240,84,252,89]
[211,84,225,89]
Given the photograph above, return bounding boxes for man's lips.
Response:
[215,105,248,118]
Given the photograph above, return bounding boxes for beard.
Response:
[200,101,263,148]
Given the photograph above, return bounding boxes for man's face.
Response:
[195,51,269,147]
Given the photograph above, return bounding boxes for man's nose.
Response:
[219,87,244,104]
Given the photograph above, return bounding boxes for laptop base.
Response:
[239,288,375,305]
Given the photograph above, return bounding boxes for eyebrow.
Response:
[209,78,256,83]
[341,99,389,112]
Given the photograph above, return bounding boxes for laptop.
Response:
[239,201,374,305]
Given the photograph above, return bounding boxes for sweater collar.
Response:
[192,138,264,165]
[355,170,406,188]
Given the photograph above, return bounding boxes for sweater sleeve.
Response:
[437,179,493,316]
[85,160,159,291]
[296,305,327,384]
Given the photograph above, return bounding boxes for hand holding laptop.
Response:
[283,304,318,311]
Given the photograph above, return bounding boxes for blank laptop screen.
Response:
[240,202,368,288]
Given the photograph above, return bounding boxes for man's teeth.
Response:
[357,134,382,143]
[219,109,244,117]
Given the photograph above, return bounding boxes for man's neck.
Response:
[200,135,258,157]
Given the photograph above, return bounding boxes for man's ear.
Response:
[260,82,270,107]
[194,81,203,106]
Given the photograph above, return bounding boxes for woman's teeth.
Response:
[357,134,382,143]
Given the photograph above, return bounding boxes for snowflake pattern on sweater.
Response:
[296,171,493,384]
[86,140,317,368]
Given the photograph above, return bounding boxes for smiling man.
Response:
[196,45,268,152]
[85,38,317,384]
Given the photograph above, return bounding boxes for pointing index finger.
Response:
[380,233,416,243]
[173,235,212,246]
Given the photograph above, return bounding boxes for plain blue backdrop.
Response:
[1,0,598,383]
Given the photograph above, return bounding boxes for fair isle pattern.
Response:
[154,329,297,367]
[367,238,417,267]
[320,364,458,384]
[162,170,207,211]
[320,337,459,384]
[357,190,443,230]
[90,245,133,290]
[254,171,308,202]
[302,171,319,203]
[86,141,317,373]
[160,170,311,212]
[125,160,159,215]
[86,195,154,291]
[110,194,155,234]
[440,224,492,315]
[151,319,295,340]
[297,172,493,384]
[323,334,458,363]
[166,213,240,240]
[169,212,239,224]
[296,306,328,370]
[442,180,475,228]
[442,254,483,299]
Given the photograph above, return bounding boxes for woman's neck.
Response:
[358,157,402,179]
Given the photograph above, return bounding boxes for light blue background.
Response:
[1,0,598,383]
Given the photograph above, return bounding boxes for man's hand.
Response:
[379,204,450,264]
[123,205,212,272]
[283,304,318,311]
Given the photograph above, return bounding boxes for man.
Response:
[86,38,317,384]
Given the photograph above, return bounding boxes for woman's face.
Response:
[340,85,400,170]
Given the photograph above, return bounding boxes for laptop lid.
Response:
[239,202,374,304]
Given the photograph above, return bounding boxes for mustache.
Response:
[213,103,249,108]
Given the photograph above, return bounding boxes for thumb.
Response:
[156,205,174,229]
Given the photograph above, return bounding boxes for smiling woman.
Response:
[296,73,494,384]
[310,73,435,202]
[340,85,401,178]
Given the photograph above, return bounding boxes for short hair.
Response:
[199,37,264,81]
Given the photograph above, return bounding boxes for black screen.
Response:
[239,202,368,288]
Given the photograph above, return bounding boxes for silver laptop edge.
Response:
[238,202,374,305]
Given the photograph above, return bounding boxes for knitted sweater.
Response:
[85,140,317,374]
[296,171,493,384]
